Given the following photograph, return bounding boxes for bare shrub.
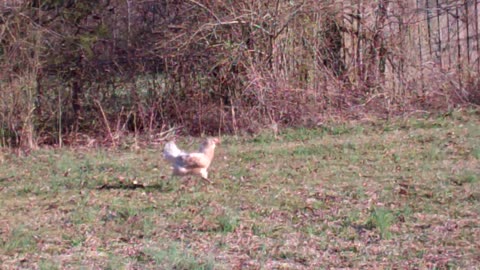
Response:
[0,8,41,149]
[0,0,479,148]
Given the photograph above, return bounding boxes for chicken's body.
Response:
[163,137,220,181]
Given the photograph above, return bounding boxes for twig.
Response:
[94,99,116,147]
[201,177,213,184]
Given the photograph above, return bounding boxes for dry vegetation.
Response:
[0,110,479,269]
[1,1,479,148]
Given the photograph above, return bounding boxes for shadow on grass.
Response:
[96,182,173,192]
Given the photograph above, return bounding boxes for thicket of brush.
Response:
[1,0,479,148]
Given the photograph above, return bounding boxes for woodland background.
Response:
[1,0,479,149]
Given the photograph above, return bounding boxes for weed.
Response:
[145,244,215,270]
[329,125,353,135]
[2,226,37,254]
[366,208,395,240]
[39,260,60,270]
[472,147,480,159]
[251,133,276,145]
[452,172,479,185]
[216,213,239,233]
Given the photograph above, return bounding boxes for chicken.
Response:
[163,137,220,182]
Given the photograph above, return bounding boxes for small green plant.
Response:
[366,208,395,240]
[216,213,239,233]
[145,245,215,270]
[252,132,275,145]
[70,197,99,225]
[39,260,60,270]
[2,226,37,254]
[472,147,480,159]
[329,125,352,135]
[69,236,85,247]
[16,184,34,195]
[454,172,479,185]
[105,254,132,270]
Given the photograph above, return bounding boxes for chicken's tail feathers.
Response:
[163,141,184,163]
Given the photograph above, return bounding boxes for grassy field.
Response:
[1,110,479,269]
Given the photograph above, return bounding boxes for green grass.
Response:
[144,244,215,270]
[0,110,479,268]
[366,207,395,240]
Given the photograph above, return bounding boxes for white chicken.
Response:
[163,137,220,182]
